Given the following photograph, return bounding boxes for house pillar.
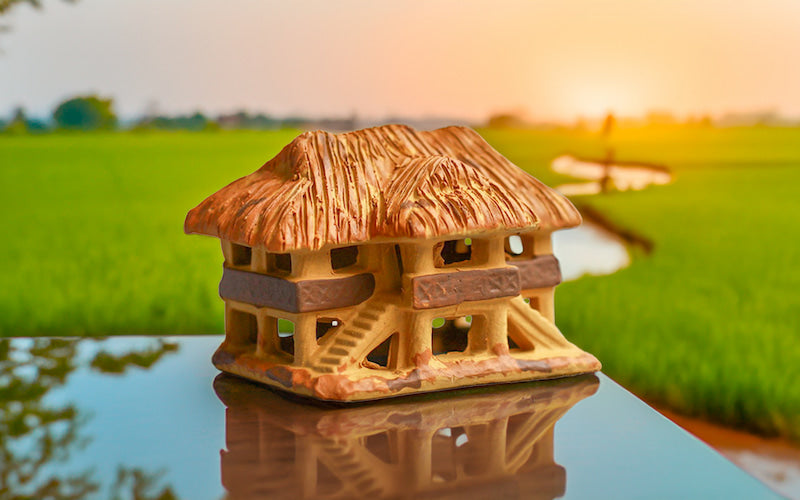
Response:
[406,311,432,367]
[291,252,330,279]
[398,429,432,490]
[472,236,506,268]
[533,232,553,256]
[400,242,435,275]
[486,306,509,355]
[293,314,317,366]
[538,290,555,323]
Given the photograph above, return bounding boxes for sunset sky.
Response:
[2,0,800,122]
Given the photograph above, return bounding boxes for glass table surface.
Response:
[1,336,782,499]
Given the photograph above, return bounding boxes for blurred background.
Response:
[1,0,799,497]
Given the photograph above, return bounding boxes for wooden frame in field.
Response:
[185,125,600,402]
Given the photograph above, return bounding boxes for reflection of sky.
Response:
[20,337,778,500]
[553,223,630,281]
[41,336,226,500]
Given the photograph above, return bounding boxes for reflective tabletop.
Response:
[1,336,780,499]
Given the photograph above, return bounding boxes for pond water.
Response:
[552,222,630,281]
[551,154,672,196]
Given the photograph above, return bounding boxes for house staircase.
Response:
[316,440,388,498]
[507,297,575,351]
[310,296,396,373]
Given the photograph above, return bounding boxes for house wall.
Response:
[218,231,564,370]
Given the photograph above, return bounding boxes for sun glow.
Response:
[559,79,644,119]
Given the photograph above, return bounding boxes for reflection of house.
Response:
[214,373,599,500]
[185,125,600,401]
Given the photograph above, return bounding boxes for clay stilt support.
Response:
[293,314,316,366]
[486,306,509,354]
[407,311,433,367]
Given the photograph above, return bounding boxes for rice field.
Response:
[1,126,798,441]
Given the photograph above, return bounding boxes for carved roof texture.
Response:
[184,125,580,252]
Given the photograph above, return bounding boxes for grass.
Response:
[1,126,799,441]
[0,130,299,335]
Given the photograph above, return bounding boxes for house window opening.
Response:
[316,318,340,341]
[227,309,257,347]
[526,296,541,312]
[431,316,473,355]
[230,243,252,267]
[505,234,525,257]
[365,333,397,368]
[268,253,292,274]
[435,238,472,267]
[432,426,462,482]
[277,318,295,355]
[331,245,359,271]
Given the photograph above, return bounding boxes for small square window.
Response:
[505,234,534,260]
[331,246,359,271]
[230,243,252,266]
[435,239,472,267]
[267,253,292,274]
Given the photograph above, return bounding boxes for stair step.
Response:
[355,478,376,489]
[361,311,380,320]
[353,319,372,329]
[343,329,365,339]
[328,347,349,356]
[320,357,342,365]
[316,366,334,373]
[334,338,357,347]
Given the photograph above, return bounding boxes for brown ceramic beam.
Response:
[509,255,562,289]
[219,267,375,313]
[410,267,520,309]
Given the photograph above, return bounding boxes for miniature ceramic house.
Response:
[185,125,600,401]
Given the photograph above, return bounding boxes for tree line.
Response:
[0,94,343,134]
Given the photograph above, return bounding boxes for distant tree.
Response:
[486,112,528,129]
[53,95,117,131]
[1,1,78,50]
[217,111,279,130]
[1,106,45,134]
[0,0,76,16]
[3,107,28,134]
[148,111,218,131]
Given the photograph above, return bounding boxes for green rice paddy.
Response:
[1,127,798,441]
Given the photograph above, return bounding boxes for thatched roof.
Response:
[184,125,580,252]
